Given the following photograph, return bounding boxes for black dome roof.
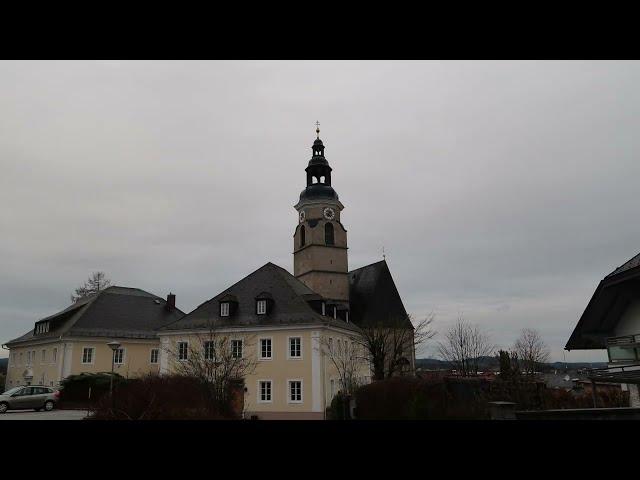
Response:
[299,184,339,202]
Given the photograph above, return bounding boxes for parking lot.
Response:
[0,409,89,420]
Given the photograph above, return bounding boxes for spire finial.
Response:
[315,120,320,139]
[382,246,386,260]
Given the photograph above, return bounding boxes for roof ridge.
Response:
[349,259,386,274]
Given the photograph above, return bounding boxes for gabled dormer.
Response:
[34,320,50,335]
[255,292,274,315]
[219,293,239,318]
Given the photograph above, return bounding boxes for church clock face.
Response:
[299,210,306,223]
[323,207,335,220]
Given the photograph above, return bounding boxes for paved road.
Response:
[0,409,89,420]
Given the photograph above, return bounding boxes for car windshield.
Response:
[2,387,23,396]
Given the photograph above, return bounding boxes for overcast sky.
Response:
[2,60,639,362]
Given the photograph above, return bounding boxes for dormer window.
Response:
[35,321,49,335]
[255,292,273,315]
[220,302,230,317]
[257,299,267,315]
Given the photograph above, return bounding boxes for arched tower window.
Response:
[300,225,306,247]
[325,222,334,245]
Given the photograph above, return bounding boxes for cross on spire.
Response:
[315,121,320,138]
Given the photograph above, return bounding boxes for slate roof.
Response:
[160,262,361,333]
[606,251,640,279]
[4,286,185,346]
[348,260,413,329]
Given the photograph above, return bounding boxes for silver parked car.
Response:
[0,386,60,413]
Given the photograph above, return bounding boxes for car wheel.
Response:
[0,402,8,414]
[44,401,54,412]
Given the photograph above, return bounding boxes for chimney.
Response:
[166,292,176,312]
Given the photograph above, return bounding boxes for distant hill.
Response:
[0,358,7,374]
[416,357,607,371]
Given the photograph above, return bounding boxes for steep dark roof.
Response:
[160,262,360,333]
[5,286,185,345]
[348,260,412,329]
[606,251,640,279]
[566,251,640,350]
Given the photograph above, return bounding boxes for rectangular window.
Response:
[260,338,272,360]
[289,337,301,359]
[231,339,243,359]
[41,349,46,363]
[288,380,302,403]
[52,348,57,364]
[259,380,272,403]
[113,348,125,364]
[27,351,31,366]
[257,299,267,315]
[150,348,159,364]
[178,342,188,361]
[204,341,215,361]
[19,353,23,365]
[82,347,94,364]
[220,302,230,317]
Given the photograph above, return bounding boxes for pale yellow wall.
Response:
[5,338,160,390]
[70,340,159,378]
[5,342,63,389]
[160,326,371,419]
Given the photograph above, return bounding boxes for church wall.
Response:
[294,245,348,276]
[296,271,350,302]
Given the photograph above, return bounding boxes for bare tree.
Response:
[437,316,494,376]
[357,313,436,381]
[514,328,550,375]
[71,271,112,303]
[319,335,369,396]
[163,319,257,416]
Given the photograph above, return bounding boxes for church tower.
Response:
[293,126,349,305]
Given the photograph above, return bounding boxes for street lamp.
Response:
[107,341,121,409]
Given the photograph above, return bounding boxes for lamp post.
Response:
[107,341,121,410]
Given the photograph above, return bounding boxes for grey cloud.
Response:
[2,61,638,363]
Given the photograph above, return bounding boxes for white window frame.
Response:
[81,346,95,365]
[204,341,215,361]
[257,299,267,315]
[113,348,125,365]
[231,339,243,359]
[259,337,273,361]
[220,302,230,317]
[287,336,302,360]
[287,379,303,404]
[257,379,273,404]
[150,348,159,364]
[177,341,189,362]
